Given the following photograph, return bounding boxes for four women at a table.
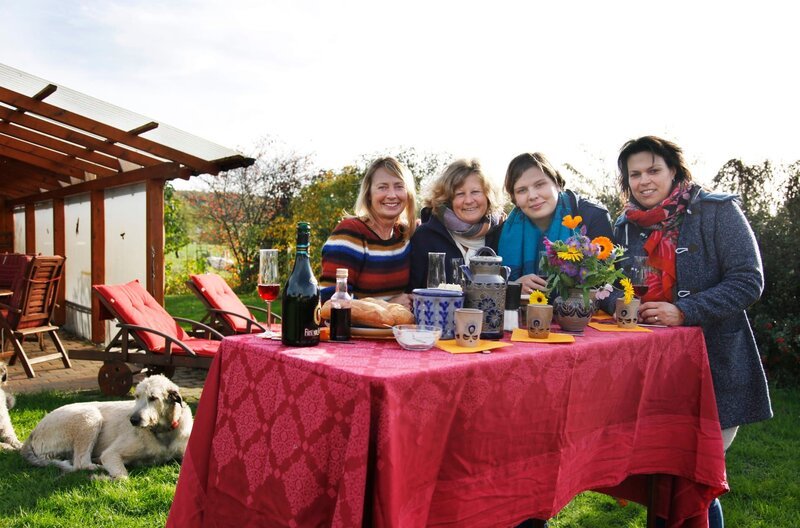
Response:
[602,135,772,528]
[320,141,771,527]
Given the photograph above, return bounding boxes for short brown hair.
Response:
[504,152,566,202]
[617,136,693,199]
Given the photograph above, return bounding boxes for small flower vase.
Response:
[553,288,596,332]
[614,298,641,328]
[527,304,553,339]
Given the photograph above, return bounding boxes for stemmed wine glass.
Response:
[630,256,655,299]
[257,249,280,338]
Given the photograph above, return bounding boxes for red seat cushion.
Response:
[93,280,217,355]
[190,273,259,333]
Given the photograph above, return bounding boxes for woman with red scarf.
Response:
[610,136,772,528]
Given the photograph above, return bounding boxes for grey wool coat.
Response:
[612,186,772,430]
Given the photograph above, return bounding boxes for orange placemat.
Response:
[592,311,613,321]
[510,328,575,343]
[588,322,652,333]
[435,339,513,354]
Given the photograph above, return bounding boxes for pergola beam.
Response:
[0,86,220,174]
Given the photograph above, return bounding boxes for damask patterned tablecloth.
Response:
[167,327,727,528]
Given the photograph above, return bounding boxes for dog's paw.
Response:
[1,441,21,451]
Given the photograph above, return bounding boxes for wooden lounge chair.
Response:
[70,279,224,396]
[187,273,275,336]
[0,255,70,378]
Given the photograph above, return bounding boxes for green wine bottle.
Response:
[281,222,321,347]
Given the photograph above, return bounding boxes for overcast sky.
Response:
[1,0,798,189]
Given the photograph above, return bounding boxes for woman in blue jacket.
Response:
[486,152,613,295]
[611,135,772,528]
[408,159,504,291]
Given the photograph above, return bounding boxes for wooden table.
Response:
[168,326,727,528]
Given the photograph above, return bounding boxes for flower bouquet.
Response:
[540,215,627,331]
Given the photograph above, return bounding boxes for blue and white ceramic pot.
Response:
[411,288,465,340]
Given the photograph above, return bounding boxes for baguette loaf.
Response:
[321,298,414,327]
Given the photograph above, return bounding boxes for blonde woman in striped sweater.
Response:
[320,157,417,308]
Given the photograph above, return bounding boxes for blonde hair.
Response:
[423,158,504,216]
[354,156,417,239]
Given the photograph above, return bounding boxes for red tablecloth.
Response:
[167,327,727,528]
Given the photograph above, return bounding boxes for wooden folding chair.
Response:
[70,279,224,396]
[0,255,70,378]
[187,273,275,336]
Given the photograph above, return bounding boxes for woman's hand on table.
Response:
[638,301,685,326]
[518,273,548,295]
[388,293,412,310]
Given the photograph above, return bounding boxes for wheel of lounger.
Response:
[98,360,134,396]
[146,365,176,379]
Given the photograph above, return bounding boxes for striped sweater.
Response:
[320,217,410,300]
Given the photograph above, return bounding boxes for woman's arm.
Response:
[320,221,367,300]
[675,200,763,325]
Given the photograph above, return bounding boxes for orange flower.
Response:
[592,236,613,260]
[562,215,583,230]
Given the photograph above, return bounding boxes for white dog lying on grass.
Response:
[21,374,193,479]
[0,362,23,450]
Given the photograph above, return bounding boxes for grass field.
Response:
[1,383,797,527]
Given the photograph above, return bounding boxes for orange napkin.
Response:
[587,322,652,333]
[435,339,513,354]
[592,311,613,321]
[510,328,575,343]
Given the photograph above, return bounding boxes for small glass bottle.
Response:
[329,268,352,341]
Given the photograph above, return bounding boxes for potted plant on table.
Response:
[540,215,627,332]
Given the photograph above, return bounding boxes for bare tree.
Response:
[190,136,315,289]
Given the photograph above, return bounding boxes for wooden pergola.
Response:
[0,63,254,342]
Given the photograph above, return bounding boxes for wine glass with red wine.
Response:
[631,256,655,299]
[257,249,280,338]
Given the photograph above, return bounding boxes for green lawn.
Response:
[165,290,281,329]
[1,385,797,527]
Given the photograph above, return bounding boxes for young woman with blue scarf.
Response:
[486,152,614,295]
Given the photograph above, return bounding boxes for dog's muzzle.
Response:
[129,414,143,427]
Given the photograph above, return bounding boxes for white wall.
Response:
[34,201,54,255]
[104,183,147,343]
[13,207,25,253]
[105,183,146,284]
[64,194,92,340]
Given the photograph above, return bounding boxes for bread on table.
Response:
[320,297,414,328]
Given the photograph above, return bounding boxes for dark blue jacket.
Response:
[608,187,772,429]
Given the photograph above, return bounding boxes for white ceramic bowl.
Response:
[392,324,442,351]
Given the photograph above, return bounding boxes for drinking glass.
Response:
[450,258,465,286]
[427,252,446,288]
[630,256,655,299]
[536,250,549,281]
[257,249,280,338]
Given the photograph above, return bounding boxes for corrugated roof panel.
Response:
[0,62,239,162]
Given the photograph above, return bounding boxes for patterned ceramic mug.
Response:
[454,308,483,347]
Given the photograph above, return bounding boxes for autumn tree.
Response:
[164,183,189,257]
[267,166,362,279]
[713,159,800,382]
[189,136,315,289]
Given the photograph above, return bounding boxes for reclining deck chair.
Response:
[70,279,224,396]
[0,255,70,378]
[187,273,277,336]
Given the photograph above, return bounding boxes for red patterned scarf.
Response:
[623,182,695,302]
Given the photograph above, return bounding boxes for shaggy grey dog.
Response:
[0,362,22,450]
[21,374,193,479]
